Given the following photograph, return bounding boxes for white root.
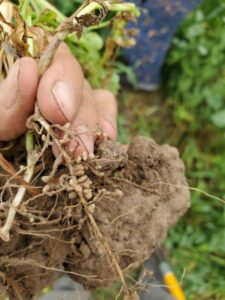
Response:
[0,133,35,242]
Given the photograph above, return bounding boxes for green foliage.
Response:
[32,9,59,29]
[116,1,225,299]
[50,0,81,16]
[163,1,225,299]
[165,0,225,130]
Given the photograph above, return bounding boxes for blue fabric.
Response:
[123,0,203,87]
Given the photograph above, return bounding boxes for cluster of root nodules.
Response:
[0,112,190,299]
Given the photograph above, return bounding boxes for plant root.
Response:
[0,130,190,299]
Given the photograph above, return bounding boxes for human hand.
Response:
[0,43,117,156]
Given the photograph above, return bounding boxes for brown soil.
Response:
[0,136,190,300]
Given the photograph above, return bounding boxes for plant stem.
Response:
[76,2,107,17]
[19,0,30,19]
[34,0,65,21]
[38,0,110,76]
[86,20,111,31]
[0,132,35,241]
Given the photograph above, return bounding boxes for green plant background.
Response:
[49,0,225,299]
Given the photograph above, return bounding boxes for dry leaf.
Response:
[9,6,28,57]
[0,0,13,33]
[0,11,13,28]
[27,26,48,57]
[0,153,40,195]
[57,0,109,38]
[0,153,16,175]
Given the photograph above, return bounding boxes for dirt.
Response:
[0,135,190,300]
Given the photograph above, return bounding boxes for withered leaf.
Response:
[27,26,48,57]
[0,11,13,29]
[2,40,19,59]
[0,153,16,175]
[0,0,13,33]
[57,0,108,38]
[8,6,28,57]
[76,13,101,27]
[0,153,40,195]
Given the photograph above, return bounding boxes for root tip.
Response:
[0,229,10,242]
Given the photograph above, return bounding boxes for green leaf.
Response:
[203,87,224,110]
[197,44,208,56]
[78,32,104,51]
[186,23,205,38]
[211,110,225,127]
[33,9,58,29]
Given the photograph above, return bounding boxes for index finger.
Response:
[37,43,84,125]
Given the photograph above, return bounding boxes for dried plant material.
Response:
[7,7,29,58]
[0,12,13,30]
[0,5,29,77]
[0,0,13,27]
[56,0,109,39]
[26,26,48,57]
[0,153,15,175]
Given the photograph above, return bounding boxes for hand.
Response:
[0,43,117,156]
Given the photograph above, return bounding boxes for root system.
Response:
[0,115,190,299]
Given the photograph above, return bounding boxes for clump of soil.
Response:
[0,135,190,299]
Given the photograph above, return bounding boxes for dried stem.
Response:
[38,0,139,76]
[0,132,35,241]
[38,0,110,76]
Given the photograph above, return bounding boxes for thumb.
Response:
[0,57,38,141]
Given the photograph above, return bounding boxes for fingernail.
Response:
[52,80,76,121]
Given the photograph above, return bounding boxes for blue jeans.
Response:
[123,0,202,89]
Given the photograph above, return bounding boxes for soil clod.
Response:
[0,136,190,299]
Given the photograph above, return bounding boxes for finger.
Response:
[0,58,38,141]
[67,81,99,157]
[37,43,84,125]
[94,89,117,141]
